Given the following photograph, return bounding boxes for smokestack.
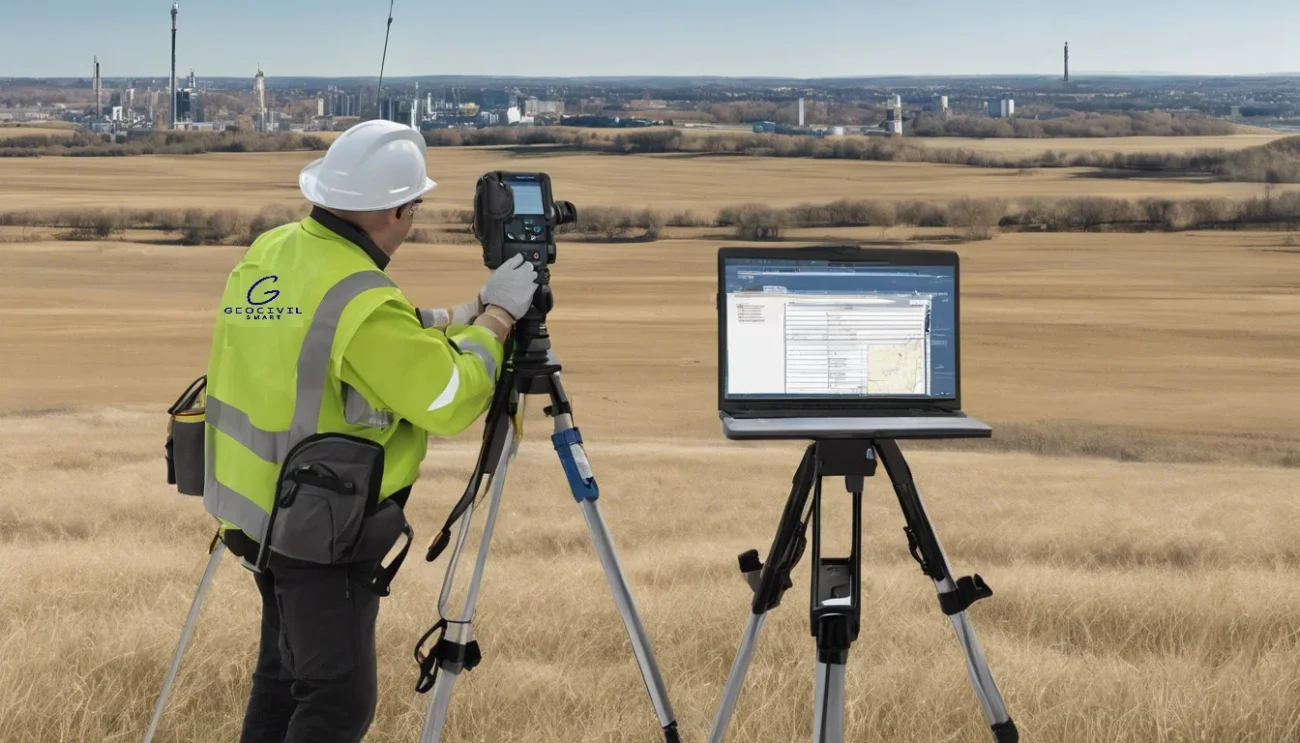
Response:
[798,97,805,127]
[170,1,178,130]
[1064,41,1070,83]
[93,56,101,118]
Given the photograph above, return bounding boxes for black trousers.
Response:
[239,557,381,743]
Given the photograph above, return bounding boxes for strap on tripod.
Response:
[426,356,517,563]
[413,618,483,694]
[740,443,817,614]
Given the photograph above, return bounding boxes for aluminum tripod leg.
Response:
[875,439,1018,743]
[142,539,225,743]
[812,661,845,743]
[552,396,682,742]
[418,409,520,743]
[707,612,767,743]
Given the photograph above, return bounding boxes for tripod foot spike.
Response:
[663,722,683,743]
[992,719,1019,743]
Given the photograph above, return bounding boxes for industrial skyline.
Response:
[1,0,1299,78]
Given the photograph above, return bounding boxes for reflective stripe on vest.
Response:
[203,270,397,540]
[456,340,498,383]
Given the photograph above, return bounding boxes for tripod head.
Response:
[506,282,562,395]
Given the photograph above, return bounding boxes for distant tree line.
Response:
[911,110,1238,138]
[5,121,1298,185]
[9,191,1299,246]
[0,130,329,157]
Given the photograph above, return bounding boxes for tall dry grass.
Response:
[2,408,1300,742]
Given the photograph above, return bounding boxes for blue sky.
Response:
[2,0,1298,79]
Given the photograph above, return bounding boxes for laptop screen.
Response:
[722,256,957,403]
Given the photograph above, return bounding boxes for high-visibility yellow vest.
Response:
[203,212,502,545]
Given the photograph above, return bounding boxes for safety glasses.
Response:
[400,198,424,219]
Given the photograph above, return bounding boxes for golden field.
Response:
[0,122,79,139]
[1,139,1299,743]
[4,145,1300,216]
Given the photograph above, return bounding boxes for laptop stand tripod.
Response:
[707,437,1017,743]
[412,289,681,743]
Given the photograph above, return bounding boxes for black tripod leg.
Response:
[874,439,1018,743]
[709,444,819,743]
[810,473,861,743]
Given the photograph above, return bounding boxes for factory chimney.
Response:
[1064,41,1070,83]
[170,1,178,130]
[93,56,102,118]
[254,65,266,132]
[798,97,805,127]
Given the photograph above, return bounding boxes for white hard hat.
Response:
[299,119,437,211]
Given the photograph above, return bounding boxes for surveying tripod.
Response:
[707,436,1017,743]
[412,279,682,743]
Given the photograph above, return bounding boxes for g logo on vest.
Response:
[248,275,281,306]
[224,274,303,320]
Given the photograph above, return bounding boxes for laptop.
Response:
[716,245,992,441]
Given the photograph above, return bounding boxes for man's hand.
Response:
[479,254,539,321]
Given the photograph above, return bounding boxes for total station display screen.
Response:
[509,181,545,216]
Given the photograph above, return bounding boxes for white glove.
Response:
[478,254,538,320]
[417,297,481,330]
[447,297,484,325]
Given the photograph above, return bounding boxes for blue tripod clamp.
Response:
[552,427,599,502]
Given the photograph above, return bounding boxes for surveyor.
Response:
[202,119,539,742]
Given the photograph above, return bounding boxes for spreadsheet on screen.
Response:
[722,258,957,400]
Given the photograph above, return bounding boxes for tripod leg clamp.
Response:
[413,619,483,694]
[552,428,598,503]
[737,549,762,593]
[937,574,994,616]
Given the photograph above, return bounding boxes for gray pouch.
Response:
[165,376,207,497]
[256,432,408,571]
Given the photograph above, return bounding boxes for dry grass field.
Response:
[0,122,79,139]
[1,142,1299,743]
[3,145,1300,216]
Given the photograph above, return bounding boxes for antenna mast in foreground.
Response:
[376,0,396,119]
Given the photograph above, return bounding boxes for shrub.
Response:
[722,203,789,241]
[947,198,1006,240]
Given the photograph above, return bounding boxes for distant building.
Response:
[886,96,904,136]
[524,97,564,116]
[988,98,1015,118]
[480,90,516,109]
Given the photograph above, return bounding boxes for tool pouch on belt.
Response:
[256,432,413,595]
[165,375,207,497]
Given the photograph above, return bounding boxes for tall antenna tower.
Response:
[376,0,395,119]
[170,1,179,129]
[93,56,102,118]
[1064,41,1070,83]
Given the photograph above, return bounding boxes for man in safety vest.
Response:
[203,119,539,743]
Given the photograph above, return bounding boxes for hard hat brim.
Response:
[299,158,438,212]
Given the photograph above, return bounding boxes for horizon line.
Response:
[4,70,1300,82]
